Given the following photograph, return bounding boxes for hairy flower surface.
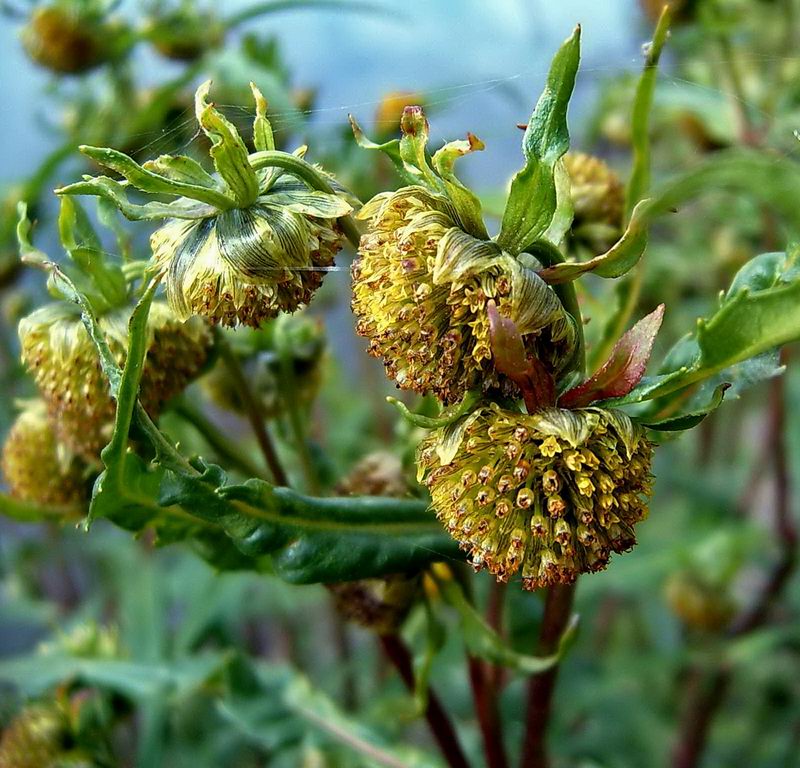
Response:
[352,186,576,403]
[20,301,212,460]
[564,151,624,251]
[418,404,653,590]
[1,400,87,506]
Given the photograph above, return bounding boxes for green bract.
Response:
[58,81,354,327]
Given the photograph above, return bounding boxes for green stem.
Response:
[172,398,266,480]
[215,329,289,487]
[225,0,392,28]
[249,150,362,248]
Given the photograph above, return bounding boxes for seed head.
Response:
[1,400,88,506]
[418,404,653,590]
[19,301,212,461]
[563,151,624,252]
[352,187,576,403]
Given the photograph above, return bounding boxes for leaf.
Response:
[496,26,581,255]
[142,154,220,190]
[195,80,260,207]
[57,176,217,221]
[560,304,664,408]
[250,81,276,153]
[637,383,729,431]
[537,199,650,284]
[386,390,481,430]
[626,5,671,217]
[435,573,577,674]
[606,251,800,405]
[76,145,235,209]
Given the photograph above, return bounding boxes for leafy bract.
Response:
[496,26,581,255]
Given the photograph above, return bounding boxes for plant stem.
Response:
[215,330,289,486]
[379,634,471,768]
[520,582,577,768]
[172,398,266,479]
[468,655,509,768]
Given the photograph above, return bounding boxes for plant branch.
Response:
[379,634,471,768]
[520,582,577,768]
[468,655,509,768]
[215,329,289,486]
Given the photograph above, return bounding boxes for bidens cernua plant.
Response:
[6,9,800,765]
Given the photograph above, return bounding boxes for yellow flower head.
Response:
[352,186,576,403]
[417,404,653,590]
[19,301,211,460]
[1,399,87,506]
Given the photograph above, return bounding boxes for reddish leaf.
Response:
[560,304,665,408]
[487,301,555,411]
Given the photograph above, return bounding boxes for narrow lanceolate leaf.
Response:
[434,572,577,674]
[250,82,275,153]
[560,304,664,408]
[606,251,800,406]
[77,146,235,209]
[638,383,729,432]
[57,177,217,221]
[538,199,650,284]
[497,26,581,255]
[431,134,489,239]
[195,79,260,207]
[625,5,671,217]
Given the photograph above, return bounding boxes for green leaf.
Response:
[625,5,671,217]
[435,574,577,674]
[537,199,650,284]
[637,383,729,431]
[497,26,581,254]
[57,176,217,221]
[76,145,235,209]
[606,250,800,405]
[142,154,220,190]
[195,80,260,207]
[250,82,276,152]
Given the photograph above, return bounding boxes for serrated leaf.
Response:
[496,26,580,254]
[606,251,800,405]
[560,304,664,408]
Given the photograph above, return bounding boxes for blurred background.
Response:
[0,1,798,767]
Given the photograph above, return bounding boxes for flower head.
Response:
[21,2,128,74]
[417,403,653,590]
[563,151,624,252]
[20,301,211,460]
[1,399,88,506]
[57,81,354,327]
[351,110,577,403]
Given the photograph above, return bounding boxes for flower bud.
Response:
[1,400,88,506]
[143,6,224,61]
[352,187,576,403]
[202,315,326,418]
[564,152,624,252]
[19,301,212,461]
[21,3,126,74]
[664,571,736,633]
[327,452,419,634]
[0,704,65,768]
[417,404,653,590]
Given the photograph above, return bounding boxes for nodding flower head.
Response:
[21,2,128,74]
[350,108,577,404]
[19,301,211,461]
[563,151,624,252]
[57,81,354,327]
[417,403,653,591]
[1,399,88,507]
